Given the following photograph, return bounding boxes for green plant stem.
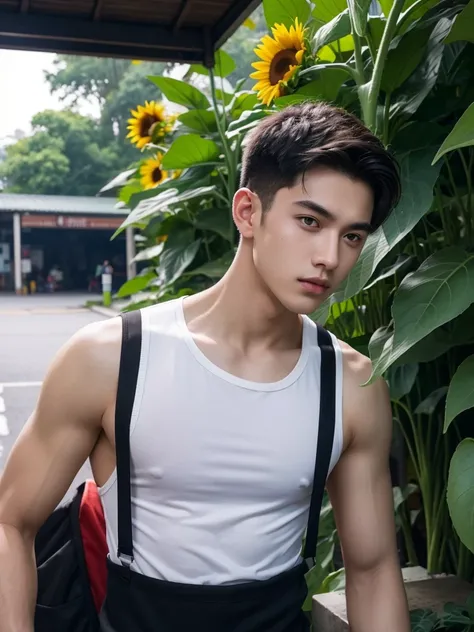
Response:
[352,31,365,86]
[364,27,378,67]
[366,0,406,132]
[208,67,236,203]
[444,156,468,242]
[382,92,391,146]
[399,506,419,566]
[459,149,473,239]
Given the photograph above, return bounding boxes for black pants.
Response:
[100,557,310,632]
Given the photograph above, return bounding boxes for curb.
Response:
[89,305,120,318]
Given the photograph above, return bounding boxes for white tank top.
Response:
[99,297,344,585]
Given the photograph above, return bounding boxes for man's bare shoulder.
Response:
[40,316,123,419]
[337,338,391,447]
[68,315,122,364]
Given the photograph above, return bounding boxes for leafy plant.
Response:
[107,0,474,593]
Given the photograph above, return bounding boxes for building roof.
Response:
[0,193,127,216]
[0,0,260,63]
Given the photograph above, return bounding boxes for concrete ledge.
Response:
[88,304,119,318]
[312,568,472,631]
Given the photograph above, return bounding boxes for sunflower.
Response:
[127,101,175,149]
[250,18,306,106]
[139,153,169,189]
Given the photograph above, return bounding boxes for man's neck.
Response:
[184,246,302,353]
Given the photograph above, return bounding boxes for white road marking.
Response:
[0,414,9,437]
[0,381,42,388]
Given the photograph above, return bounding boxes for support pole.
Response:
[13,213,22,294]
[125,226,136,281]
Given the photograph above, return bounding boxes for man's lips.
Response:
[298,278,330,295]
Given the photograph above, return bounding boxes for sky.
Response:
[0,49,203,144]
[0,49,97,142]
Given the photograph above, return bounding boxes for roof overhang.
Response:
[0,193,127,216]
[0,0,261,64]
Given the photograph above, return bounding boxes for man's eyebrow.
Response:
[294,200,372,233]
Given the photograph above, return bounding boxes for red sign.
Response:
[21,214,124,230]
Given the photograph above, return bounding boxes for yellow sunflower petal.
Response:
[250,71,269,80]
[295,49,304,64]
[251,61,269,71]
[254,46,274,62]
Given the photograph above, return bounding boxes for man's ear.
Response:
[232,188,261,238]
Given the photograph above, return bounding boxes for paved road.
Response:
[0,293,106,500]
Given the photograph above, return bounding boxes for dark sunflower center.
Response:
[152,167,163,183]
[139,114,158,137]
[269,49,298,85]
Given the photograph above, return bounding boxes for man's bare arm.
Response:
[327,345,410,632]
[0,318,121,632]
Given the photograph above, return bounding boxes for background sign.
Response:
[21,214,123,230]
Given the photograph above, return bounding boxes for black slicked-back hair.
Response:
[240,102,401,230]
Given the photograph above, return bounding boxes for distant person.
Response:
[46,264,63,292]
[0,103,409,632]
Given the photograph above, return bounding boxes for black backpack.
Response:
[34,310,142,632]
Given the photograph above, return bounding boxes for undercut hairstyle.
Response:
[240,102,401,231]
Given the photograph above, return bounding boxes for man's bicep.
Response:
[327,378,398,573]
[0,325,113,537]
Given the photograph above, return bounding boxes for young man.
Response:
[0,103,410,632]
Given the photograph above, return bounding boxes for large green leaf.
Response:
[190,50,236,78]
[116,271,156,298]
[159,239,201,286]
[230,92,260,117]
[185,251,234,279]
[263,0,311,29]
[312,9,351,51]
[381,26,432,94]
[148,76,210,110]
[99,168,136,194]
[312,0,348,24]
[317,568,346,593]
[444,355,474,432]
[347,0,372,36]
[447,438,474,554]
[178,110,217,134]
[325,147,441,306]
[193,206,233,241]
[415,387,448,415]
[161,135,220,170]
[303,534,336,610]
[276,68,348,108]
[132,242,165,263]
[371,248,474,378]
[391,17,454,118]
[409,608,439,632]
[363,254,413,290]
[432,102,474,164]
[445,0,474,44]
[396,0,439,34]
[117,186,216,233]
[386,363,419,400]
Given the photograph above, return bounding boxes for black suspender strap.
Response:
[115,309,142,574]
[303,324,337,567]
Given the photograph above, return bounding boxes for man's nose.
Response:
[311,234,339,270]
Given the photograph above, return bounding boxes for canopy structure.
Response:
[0,0,260,64]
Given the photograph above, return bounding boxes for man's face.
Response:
[248,167,373,315]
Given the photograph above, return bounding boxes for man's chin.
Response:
[281,294,328,316]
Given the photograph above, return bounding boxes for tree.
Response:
[222,5,267,87]
[45,56,167,152]
[0,109,123,195]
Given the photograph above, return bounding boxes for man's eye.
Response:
[346,233,362,243]
[300,217,318,228]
